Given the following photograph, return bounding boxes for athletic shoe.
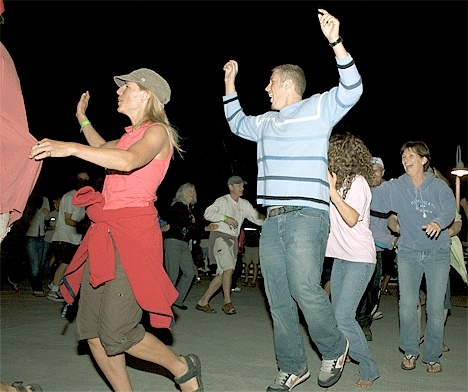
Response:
[318,339,349,388]
[7,277,19,292]
[47,290,65,302]
[372,311,383,320]
[32,291,46,297]
[231,287,241,292]
[266,367,310,391]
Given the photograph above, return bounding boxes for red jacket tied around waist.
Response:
[61,186,178,329]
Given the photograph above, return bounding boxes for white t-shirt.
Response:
[52,190,86,245]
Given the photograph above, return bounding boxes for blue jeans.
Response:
[397,248,450,363]
[331,259,379,381]
[260,208,347,374]
[357,251,383,327]
[164,238,195,306]
[26,235,46,292]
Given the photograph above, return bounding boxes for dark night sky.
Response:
[2,1,467,216]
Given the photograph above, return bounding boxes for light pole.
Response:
[450,145,468,212]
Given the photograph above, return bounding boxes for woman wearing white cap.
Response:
[29,68,203,392]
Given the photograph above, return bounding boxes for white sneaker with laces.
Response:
[266,367,310,391]
[372,311,383,320]
[48,283,59,291]
[318,339,349,388]
[47,290,65,302]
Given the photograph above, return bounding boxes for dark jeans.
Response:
[356,251,383,328]
[26,235,47,292]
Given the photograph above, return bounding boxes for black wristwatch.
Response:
[329,36,343,48]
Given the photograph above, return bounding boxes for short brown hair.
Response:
[400,141,431,171]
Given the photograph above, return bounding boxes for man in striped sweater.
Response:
[222,8,363,392]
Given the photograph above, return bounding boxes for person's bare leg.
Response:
[126,333,199,392]
[52,263,68,286]
[243,263,249,284]
[251,264,258,285]
[88,335,200,392]
[222,269,234,304]
[323,280,331,297]
[88,338,132,392]
[197,275,222,306]
[380,274,391,293]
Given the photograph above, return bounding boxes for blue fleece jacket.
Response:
[371,172,455,252]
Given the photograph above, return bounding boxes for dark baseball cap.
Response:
[227,175,247,185]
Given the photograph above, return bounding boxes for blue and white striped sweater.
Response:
[224,55,363,210]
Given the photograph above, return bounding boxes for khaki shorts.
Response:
[244,246,259,265]
[76,250,145,356]
[214,237,236,275]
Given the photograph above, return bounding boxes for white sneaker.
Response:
[318,339,349,388]
[267,367,310,391]
[48,283,59,291]
[231,287,241,292]
[47,290,64,302]
[372,311,383,320]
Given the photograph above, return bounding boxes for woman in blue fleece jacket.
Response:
[371,141,455,374]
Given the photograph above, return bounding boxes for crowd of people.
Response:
[1,5,466,392]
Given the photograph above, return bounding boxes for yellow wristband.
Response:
[223,215,227,222]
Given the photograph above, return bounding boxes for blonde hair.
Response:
[172,183,197,206]
[138,84,184,157]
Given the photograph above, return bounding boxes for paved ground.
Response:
[1,278,467,392]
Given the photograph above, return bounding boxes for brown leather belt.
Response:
[268,206,304,217]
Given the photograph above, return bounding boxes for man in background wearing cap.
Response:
[356,157,397,341]
[196,176,264,315]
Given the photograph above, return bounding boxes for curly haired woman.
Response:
[326,131,380,388]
